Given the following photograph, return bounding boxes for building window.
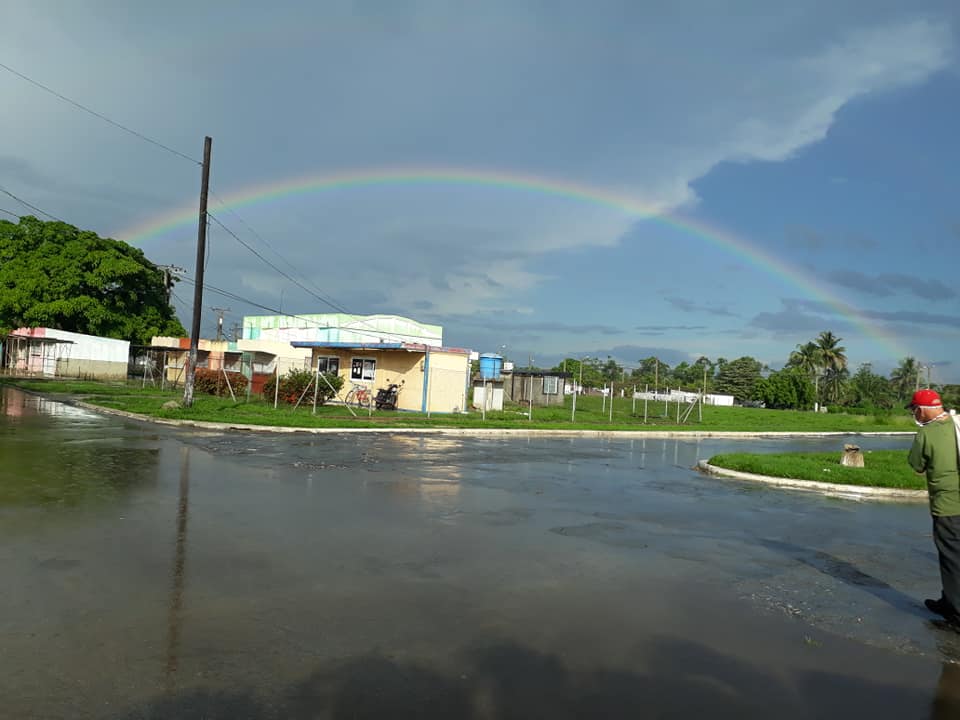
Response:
[251,353,275,374]
[351,357,376,381]
[542,375,559,395]
[317,356,340,374]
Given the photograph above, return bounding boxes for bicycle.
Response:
[344,383,372,407]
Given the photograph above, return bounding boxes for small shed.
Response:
[5,328,128,380]
[503,371,571,406]
[472,379,505,411]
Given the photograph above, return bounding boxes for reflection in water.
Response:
[164,447,191,694]
[0,387,159,507]
[0,390,98,420]
[931,662,960,718]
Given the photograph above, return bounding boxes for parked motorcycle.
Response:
[374,382,401,410]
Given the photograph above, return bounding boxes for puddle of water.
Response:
[1,386,950,719]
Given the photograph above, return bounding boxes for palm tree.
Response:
[788,341,822,408]
[890,356,920,401]
[816,331,847,374]
[822,366,850,404]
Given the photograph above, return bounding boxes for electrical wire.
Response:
[177,276,443,344]
[0,207,21,219]
[0,60,201,165]
[209,189,346,309]
[206,205,433,345]
[0,186,64,222]
[207,212,349,314]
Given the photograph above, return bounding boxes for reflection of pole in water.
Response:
[931,661,960,719]
[164,447,191,693]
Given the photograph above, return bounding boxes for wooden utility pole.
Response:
[183,136,212,408]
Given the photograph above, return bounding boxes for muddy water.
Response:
[2,386,959,719]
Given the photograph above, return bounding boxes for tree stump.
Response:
[841,444,864,468]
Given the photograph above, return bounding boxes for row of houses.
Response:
[0,313,573,414]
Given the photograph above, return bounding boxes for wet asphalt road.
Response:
[2,386,960,719]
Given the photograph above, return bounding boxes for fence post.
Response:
[273,361,280,409]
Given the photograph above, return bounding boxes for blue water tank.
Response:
[478,353,503,379]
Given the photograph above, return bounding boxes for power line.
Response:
[207,211,349,314]
[0,207,21,219]
[178,276,443,344]
[0,186,63,222]
[209,189,344,306]
[0,60,201,166]
[206,203,424,344]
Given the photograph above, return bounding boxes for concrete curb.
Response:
[696,460,927,503]
[68,400,920,439]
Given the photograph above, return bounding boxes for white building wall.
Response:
[42,328,129,362]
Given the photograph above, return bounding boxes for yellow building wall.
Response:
[308,347,468,413]
[424,350,470,414]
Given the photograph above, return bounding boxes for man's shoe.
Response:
[926,598,950,617]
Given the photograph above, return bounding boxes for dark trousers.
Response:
[933,515,960,617]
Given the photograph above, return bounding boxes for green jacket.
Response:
[909,416,960,516]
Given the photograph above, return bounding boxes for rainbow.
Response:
[116,167,910,360]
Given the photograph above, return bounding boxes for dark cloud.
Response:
[824,270,955,300]
[859,308,960,329]
[0,155,168,210]
[749,309,840,334]
[588,344,694,367]
[635,324,707,331]
[748,298,853,335]
[823,270,894,297]
[434,314,623,336]
[844,232,879,250]
[664,297,737,317]
[784,226,827,250]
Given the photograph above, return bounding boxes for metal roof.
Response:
[289,341,469,355]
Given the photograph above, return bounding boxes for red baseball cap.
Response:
[906,389,942,409]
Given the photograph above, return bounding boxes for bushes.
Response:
[262,368,344,406]
[193,368,248,397]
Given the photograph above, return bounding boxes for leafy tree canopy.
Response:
[0,216,185,345]
[714,356,763,402]
[847,364,895,409]
[755,368,815,410]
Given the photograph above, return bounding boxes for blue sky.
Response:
[2,1,959,381]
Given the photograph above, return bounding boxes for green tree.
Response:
[816,331,847,374]
[821,366,849,405]
[890,356,920,401]
[692,356,715,392]
[0,216,185,344]
[847,363,894,409]
[600,356,623,383]
[940,384,960,411]
[754,368,815,409]
[552,358,604,389]
[787,341,821,377]
[630,356,671,390]
[714,356,763,402]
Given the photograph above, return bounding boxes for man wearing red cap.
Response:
[907,389,960,625]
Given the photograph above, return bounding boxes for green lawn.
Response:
[707,450,925,490]
[2,378,917,433]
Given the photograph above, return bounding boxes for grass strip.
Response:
[707,450,925,490]
[3,378,918,433]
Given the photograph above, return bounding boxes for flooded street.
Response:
[3,385,959,719]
